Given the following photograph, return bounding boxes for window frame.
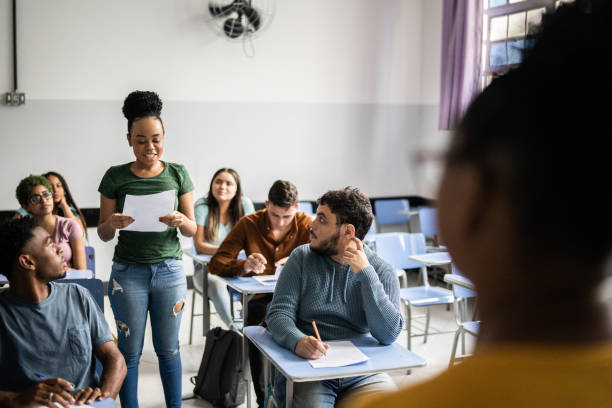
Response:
[481,0,559,88]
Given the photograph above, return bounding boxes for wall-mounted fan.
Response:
[207,0,274,40]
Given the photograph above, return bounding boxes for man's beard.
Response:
[310,231,340,257]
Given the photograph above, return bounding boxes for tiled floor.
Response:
[103,273,612,407]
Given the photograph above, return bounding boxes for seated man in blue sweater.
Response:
[0,217,126,408]
[266,187,404,408]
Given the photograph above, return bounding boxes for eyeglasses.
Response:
[28,190,53,205]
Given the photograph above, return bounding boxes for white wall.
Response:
[1,0,423,104]
[0,0,448,280]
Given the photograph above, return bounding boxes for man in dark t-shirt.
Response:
[0,217,126,408]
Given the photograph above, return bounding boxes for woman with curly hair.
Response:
[15,174,86,270]
[14,171,87,239]
[97,90,196,408]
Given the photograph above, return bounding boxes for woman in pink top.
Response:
[15,175,86,270]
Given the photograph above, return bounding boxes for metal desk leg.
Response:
[202,263,210,336]
[286,380,294,408]
[242,293,254,408]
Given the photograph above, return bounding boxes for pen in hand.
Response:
[312,320,326,356]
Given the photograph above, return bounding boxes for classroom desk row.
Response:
[184,247,445,408]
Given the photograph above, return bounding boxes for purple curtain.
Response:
[438,0,483,130]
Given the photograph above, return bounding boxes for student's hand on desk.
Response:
[159,211,187,228]
[343,238,370,274]
[244,253,267,274]
[73,386,102,405]
[295,336,329,359]
[13,378,74,408]
[109,214,134,230]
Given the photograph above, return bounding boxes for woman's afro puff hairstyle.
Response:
[122,91,163,132]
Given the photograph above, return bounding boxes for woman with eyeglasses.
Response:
[13,171,88,239]
[15,174,86,270]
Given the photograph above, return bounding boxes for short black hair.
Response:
[268,180,298,208]
[317,187,373,240]
[122,90,164,133]
[449,0,611,267]
[0,217,37,280]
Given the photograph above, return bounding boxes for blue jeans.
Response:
[109,259,187,408]
[193,262,233,327]
[274,372,395,408]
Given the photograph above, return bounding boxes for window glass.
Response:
[507,39,525,64]
[490,42,507,66]
[490,0,507,7]
[508,12,526,37]
[527,7,546,34]
[490,16,508,41]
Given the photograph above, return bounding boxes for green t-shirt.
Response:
[98,161,194,264]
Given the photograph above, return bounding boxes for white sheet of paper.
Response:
[121,190,175,232]
[252,265,283,286]
[308,340,369,368]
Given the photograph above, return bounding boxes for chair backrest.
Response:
[374,232,427,270]
[451,265,477,300]
[363,219,377,246]
[85,246,95,275]
[63,269,94,279]
[373,199,411,225]
[298,201,314,216]
[56,278,104,312]
[418,207,438,236]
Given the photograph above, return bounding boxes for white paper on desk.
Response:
[121,190,175,232]
[252,265,283,286]
[35,404,93,408]
[309,340,368,368]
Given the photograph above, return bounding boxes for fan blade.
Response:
[242,6,261,30]
[209,2,235,18]
[223,17,244,38]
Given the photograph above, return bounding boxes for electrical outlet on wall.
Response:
[3,91,25,106]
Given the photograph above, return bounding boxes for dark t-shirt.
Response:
[0,282,113,392]
[98,161,194,264]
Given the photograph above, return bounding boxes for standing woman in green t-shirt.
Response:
[97,91,196,408]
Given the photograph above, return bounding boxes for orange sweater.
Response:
[208,209,311,277]
[350,343,612,408]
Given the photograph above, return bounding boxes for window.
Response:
[480,0,574,88]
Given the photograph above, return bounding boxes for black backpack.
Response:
[191,327,247,407]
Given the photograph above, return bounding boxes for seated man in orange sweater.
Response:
[353,1,612,407]
[209,179,311,407]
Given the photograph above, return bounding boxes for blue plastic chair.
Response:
[373,199,412,225]
[374,232,454,350]
[56,278,104,376]
[448,266,479,367]
[363,220,377,249]
[56,278,104,311]
[417,207,443,249]
[418,207,438,236]
[85,246,95,276]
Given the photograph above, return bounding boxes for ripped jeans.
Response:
[109,259,187,408]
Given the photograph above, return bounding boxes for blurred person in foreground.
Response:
[352,1,612,407]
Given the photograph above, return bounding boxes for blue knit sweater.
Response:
[266,243,404,352]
